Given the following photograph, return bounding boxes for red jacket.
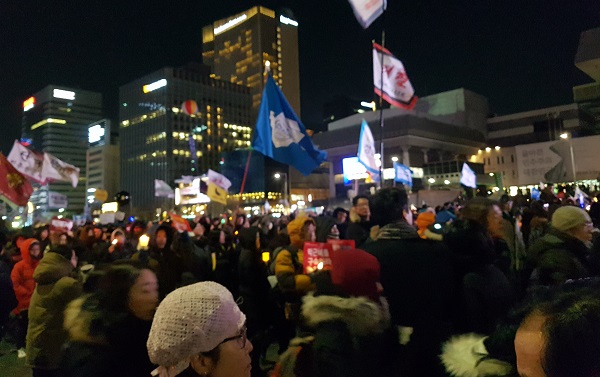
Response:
[11,238,40,314]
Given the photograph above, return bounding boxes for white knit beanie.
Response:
[551,206,591,232]
[147,282,246,377]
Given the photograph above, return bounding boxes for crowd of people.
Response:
[1,184,600,377]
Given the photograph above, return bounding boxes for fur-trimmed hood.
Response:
[301,293,390,337]
[64,295,107,345]
[440,333,513,377]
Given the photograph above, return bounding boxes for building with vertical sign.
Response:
[202,6,301,115]
[119,63,252,216]
[21,86,102,217]
[86,119,120,217]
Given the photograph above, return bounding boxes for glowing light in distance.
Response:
[560,133,569,139]
[444,180,450,185]
[23,97,35,111]
[53,89,75,100]
[360,101,376,110]
[485,147,491,152]
[391,156,399,162]
[495,146,501,150]
[214,14,247,35]
[428,178,436,184]
[279,15,298,27]
[88,124,105,143]
[143,79,167,93]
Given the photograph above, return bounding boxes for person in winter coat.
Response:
[10,238,42,356]
[92,228,135,266]
[238,227,274,377]
[443,198,515,334]
[273,248,397,377]
[26,245,81,377]
[61,264,158,377]
[0,244,18,340]
[132,224,182,298]
[362,187,456,377]
[527,205,598,287]
[207,229,240,298]
[345,195,373,247]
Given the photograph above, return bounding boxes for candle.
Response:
[138,234,150,250]
[262,251,270,263]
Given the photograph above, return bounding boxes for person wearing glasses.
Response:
[527,205,600,287]
[147,281,252,377]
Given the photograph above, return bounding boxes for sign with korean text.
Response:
[303,242,333,274]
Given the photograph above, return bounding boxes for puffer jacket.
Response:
[26,251,82,369]
[61,296,155,377]
[274,293,396,377]
[11,238,40,314]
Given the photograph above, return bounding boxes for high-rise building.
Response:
[202,6,301,115]
[119,63,253,217]
[21,86,103,217]
[86,119,120,218]
[573,27,600,129]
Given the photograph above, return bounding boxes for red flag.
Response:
[0,153,33,207]
[168,213,192,233]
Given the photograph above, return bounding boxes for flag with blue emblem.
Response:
[252,75,327,176]
[357,119,380,182]
[394,162,412,186]
[460,163,477,188]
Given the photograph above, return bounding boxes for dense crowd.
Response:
[2,184,600,377]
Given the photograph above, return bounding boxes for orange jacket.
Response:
[11,238,40,314]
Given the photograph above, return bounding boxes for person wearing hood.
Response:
[10,238,42,357]
[132,223,182,298]
[314,216,340,243]
[273,248,397,377]
[361,187,457,377]
[26,244,81,377]
[92,228,135,266]
[61,264,158,377]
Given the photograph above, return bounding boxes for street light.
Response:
[560,132,577,182]
[274,172,289,211]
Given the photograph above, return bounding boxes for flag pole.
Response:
[377,12,386,189]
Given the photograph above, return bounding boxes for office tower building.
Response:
[202,6,301,115]
[119,63,253,216]
[21,86,102,217]
[86,119,120,218]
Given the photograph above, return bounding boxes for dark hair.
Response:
[539,289,600,377]
[459,197,496,230]
[332,207,348,219]
[93,264,143,314]
[352,195,369,207]
[370,187,408,227]
[48,244,73,260]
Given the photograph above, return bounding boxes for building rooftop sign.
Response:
[214,14,247,35]
[53,89,76,100]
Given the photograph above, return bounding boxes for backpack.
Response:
[268,245,300,275]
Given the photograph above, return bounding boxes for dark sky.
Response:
[1,0,599,154]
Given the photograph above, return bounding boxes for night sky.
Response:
[1,0,599,154]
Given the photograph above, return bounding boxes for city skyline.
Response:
[1,0,599,155]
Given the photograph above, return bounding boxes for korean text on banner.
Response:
[303,242,333,274]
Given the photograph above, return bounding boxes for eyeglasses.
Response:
[219,326,247,349]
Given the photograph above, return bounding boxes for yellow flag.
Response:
[207,182,228,205]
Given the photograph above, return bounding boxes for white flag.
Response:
[7,140,44,183]
[155,179,175,198]
[42,153,80,188]
[348,0,386,29]
[207,169,232,191]
[373,43,417,110]
[460,163,477,188]
[357,119,380,182]
[47,191,68,209]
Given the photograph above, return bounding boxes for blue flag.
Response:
[252,76,327,176]
[394,162,412,186]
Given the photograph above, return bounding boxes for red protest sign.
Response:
[303,242,333,274]
[327,239,355,251]
[168,213,192,233]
